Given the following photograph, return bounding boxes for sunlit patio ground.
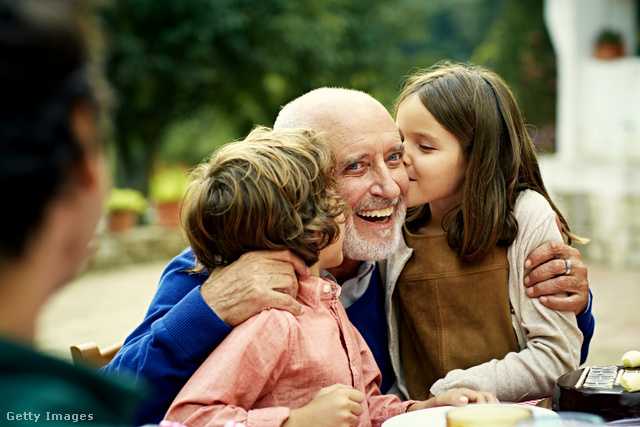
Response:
[36,258,640,370]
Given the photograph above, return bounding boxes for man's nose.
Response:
[370,166,402,199]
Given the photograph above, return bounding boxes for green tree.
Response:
[101,0,432,192]
[472,0,557,149]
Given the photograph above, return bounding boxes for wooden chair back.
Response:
[70,341,123,370]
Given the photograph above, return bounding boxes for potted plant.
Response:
[105,188,147,233]
[593,29,625,60]
[149,166,188,228]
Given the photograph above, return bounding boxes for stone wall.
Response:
[549,190,640,269]
[86,225,188,271]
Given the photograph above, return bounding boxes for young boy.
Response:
[164,127,497,427]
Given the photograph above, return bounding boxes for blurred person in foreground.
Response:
[0,0,143,425]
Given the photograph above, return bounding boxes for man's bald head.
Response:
[274,87,386,145]
[273,87,409,264]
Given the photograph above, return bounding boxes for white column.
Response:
[544,0,580,161]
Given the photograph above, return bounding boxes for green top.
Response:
[0,339,144,426]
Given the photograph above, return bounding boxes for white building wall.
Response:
[543,0,640,268]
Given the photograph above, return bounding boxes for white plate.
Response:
[383,404,557,427]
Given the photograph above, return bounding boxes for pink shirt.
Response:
[165,276,414,427]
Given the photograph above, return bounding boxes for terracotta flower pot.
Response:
[155,201,181,228]
[108,210,137,233]
[593,43,625,60]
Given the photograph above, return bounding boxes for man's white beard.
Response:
[342,200,406,261]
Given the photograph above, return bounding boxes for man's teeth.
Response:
[358,206,394,218]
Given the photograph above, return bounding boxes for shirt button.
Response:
[322,284,331,293]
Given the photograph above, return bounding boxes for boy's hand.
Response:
[408,388,499,411]
[283,384,364,427]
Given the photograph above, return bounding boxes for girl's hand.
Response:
[408,388,499,411]
[283,384,365,427]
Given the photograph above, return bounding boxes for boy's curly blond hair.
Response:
[181,126,347,270]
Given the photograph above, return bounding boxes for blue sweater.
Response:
[102,247,595,425]
[101,248,231,425]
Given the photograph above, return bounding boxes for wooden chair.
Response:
[70,341,123,370]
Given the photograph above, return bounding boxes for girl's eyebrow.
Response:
[412,131,440,144]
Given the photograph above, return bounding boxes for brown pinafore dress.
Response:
[396,229,520,399]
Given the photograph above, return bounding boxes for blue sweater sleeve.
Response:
[99,247,232,425]
[576,289,595,365]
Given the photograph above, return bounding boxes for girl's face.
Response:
[396,93,467,212]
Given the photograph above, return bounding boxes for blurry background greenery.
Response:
[99,0,556,193]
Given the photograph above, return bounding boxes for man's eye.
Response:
[347,162,362,170]
[388,153,402,162]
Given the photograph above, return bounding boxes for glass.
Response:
[516,411,605,426]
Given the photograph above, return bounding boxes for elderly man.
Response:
[103,88,593,425]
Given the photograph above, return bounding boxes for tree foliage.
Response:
[100,0,558,191]
[471,0,557,146]
[100,0,432,191]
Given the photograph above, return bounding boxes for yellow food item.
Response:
[621,350,640,368]
[446,405,532,427]
[620,372,640,392]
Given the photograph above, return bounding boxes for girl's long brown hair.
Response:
[395,61,587,262]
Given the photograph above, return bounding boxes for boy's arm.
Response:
[165,311,294,427]
[346,320,414,426]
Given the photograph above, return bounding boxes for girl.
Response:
[386,61,585,403]
[164,126,496,427]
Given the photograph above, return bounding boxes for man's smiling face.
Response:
[330,99,409,262]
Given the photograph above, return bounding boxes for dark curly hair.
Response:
[0,0,105,260]
[181,126,348,270]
